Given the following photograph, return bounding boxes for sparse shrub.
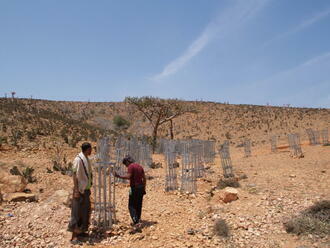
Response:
[113,115,130,130]
[213,218,229,237]
[89,131,97,142]
[225,132,231,140]
[171,162,180,168]
[52,151,73,176]
[238,173,248,180]
[217,177,240,189]
[22,167,37,183]
[60,127,69,144]
[11,129,23,146]
[9,166,21,176]
[150,162,162,169]
[284,200,330,236]
[2,124,7,132]
[69,134,81,148]
[10,165,36,183]
[0,136,7,147]
[26,130,37,141]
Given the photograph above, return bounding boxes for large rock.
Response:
[3,192,37,202]
[0,169,26,193]
[222,187,238,203]
[47,190,71,207]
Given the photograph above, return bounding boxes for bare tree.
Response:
[125,96,197,152]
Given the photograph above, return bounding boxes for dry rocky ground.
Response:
[0,142,329,248]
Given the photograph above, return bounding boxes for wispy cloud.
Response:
[251,51,330,87]
[262,8,330,48]
[150,0,270,81]
[238,51,330,105]
[301,51,330,67]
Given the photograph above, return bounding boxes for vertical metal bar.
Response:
[93,162,97,225]
[103,165,107,229]
[108,164,112,227]
[98,163,101,225]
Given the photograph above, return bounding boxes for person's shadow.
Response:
[138,220,158,229]
[129,220,158,234]
[82,220,158,245]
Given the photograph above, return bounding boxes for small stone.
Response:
[187,228,196,235]
[222,187,238,203]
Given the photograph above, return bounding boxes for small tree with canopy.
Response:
[125,96,197,152]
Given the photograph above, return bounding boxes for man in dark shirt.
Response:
[115,155,146,225]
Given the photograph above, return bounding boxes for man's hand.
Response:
[73,190,80,199]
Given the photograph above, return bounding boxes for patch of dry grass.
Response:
[213,218,230,237]
[284,200,330,236]
[217,177,240,189]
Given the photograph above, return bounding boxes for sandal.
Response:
[70,239,82,245]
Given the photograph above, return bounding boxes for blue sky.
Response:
[1,0,330,107]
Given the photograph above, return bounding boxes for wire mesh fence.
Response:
[243,139,251,157]
[270,135,277,153]
[288,133,303,157]
[219,141,234,178]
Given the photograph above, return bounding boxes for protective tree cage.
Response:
[93,137,116,230]
[288,133,303,157]
[164,141,178,192]
[219,141,234,178]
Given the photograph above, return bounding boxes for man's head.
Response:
[122,155,135,167]
[81,142,92,156]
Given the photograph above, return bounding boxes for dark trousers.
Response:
[128,185,144,224]
[68,189,91,232]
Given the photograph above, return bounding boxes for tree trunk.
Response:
[152,125,158,153]
[169,119,174,140]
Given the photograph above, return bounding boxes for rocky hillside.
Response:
[0,98,107,151]
[0,98,329,150]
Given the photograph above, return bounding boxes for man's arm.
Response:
[143,172,146,187]
[72,173,80,198]
[115,171,132,180]
[72,158,80,198]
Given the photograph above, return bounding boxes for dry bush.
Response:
[150,162,162,169]
[217,177,240,189]
[10,165,37,183]
[51,146,73,176]
[284,200,330,236]
[213,218,229,237]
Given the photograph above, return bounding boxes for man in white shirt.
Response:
[68,142,93,243]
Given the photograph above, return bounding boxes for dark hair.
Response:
[81,142,92,152]
[122,155,135,165]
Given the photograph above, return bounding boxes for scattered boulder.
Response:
[47,190,71,207]
[0,169,27,194]
[3,192,37,202]
[222,187,238,203]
